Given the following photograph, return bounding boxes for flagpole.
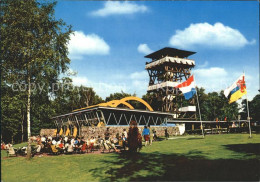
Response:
[193,75,204,138]
[244,71,252,138]
[246,92,252,138]
[195,88,204,138]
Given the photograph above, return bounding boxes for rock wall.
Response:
[40,129,57,136]
[40,126,180,138]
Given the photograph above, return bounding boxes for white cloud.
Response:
[71,76,127,99]
[137,44,153,55]
[194,67,230,92]
[91,1,148,17]
[69,70,149,99]
[130,71,148,80]
[197,61,209,68]
[68,31,110,59]
[169,22,255,49]
[194,67,258,101]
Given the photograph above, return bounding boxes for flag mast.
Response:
[194,76,204,138]
[244,72,252,138]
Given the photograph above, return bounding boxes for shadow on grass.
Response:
[223,143,260,156]
[89,150,260,181]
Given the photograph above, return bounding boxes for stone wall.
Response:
[40,129,57,136]
[40,126,180,139]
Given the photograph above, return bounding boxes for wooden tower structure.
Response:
[145,47,196,120]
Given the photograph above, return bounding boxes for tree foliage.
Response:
[196,88,238,121]
[1,0,72,145]
[105,91,133,102]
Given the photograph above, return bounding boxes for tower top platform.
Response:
[145,47,196,60]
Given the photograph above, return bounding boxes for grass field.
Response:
[2,134,260,181]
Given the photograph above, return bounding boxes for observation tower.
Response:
[145,47,196,120]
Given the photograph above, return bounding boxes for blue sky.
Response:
[55,1,259,101]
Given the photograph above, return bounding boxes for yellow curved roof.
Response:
[73,96,153,112]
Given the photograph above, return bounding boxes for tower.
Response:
[145,47,196,120]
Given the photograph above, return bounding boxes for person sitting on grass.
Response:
[36,138,43,153]
[56,137,62,145]
[80,140,87,153]
[76,138,82,153]
[52,138,57,145]
[122,134,127,150]
[123,128,128,139]
[58,139,65,153]
[103,131,119,153]
[116,133,120,141]
[48,134,52,141]
[65,138,70,152]
[142,125,150,147]
[41,135,46,146]
[46,139,52,153]
[109,136,120,153]
[118,136,123,149]
[112,135,119,145]
[1,142,6,150]
[64,135,68,143]
[67,143,74,154]
[71,137,75,147]
[153,129,158,141]
[89,136,95,152]
[95,136,102,150]
[73,137,80,152]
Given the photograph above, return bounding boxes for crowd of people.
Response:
[2,122,167,157]
[1,142,13,150]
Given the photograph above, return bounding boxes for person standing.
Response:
[104,127,110,145]
[142,126,150,146]
[128,120,142,152]
[165,128,169,140]
[123,128,128,139]
[148,125,153,145]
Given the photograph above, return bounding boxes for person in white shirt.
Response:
[67,144,74,153]
[64,136,68,143]
[48,135,52,141]
[56,139,61,145]
[52,139,57,145]
[123,129,128,139]
[71,137,75,147]
[88,137,95,152]
[41,136,46,143]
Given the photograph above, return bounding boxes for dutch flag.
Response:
[175,75,196,100]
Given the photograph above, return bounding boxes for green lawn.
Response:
[2,134,260,181]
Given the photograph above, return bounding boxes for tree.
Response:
[195,87,209,121]
[105,91,132,102]
[1,83,27,143]
[1,0,72,159]
[219,91,238,121]
[195,88,238,121]
[104,91,147,109]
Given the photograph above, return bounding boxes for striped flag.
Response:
[175,75,196,100]
[224,74,247,104]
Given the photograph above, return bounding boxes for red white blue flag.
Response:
[175,75,196,100]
